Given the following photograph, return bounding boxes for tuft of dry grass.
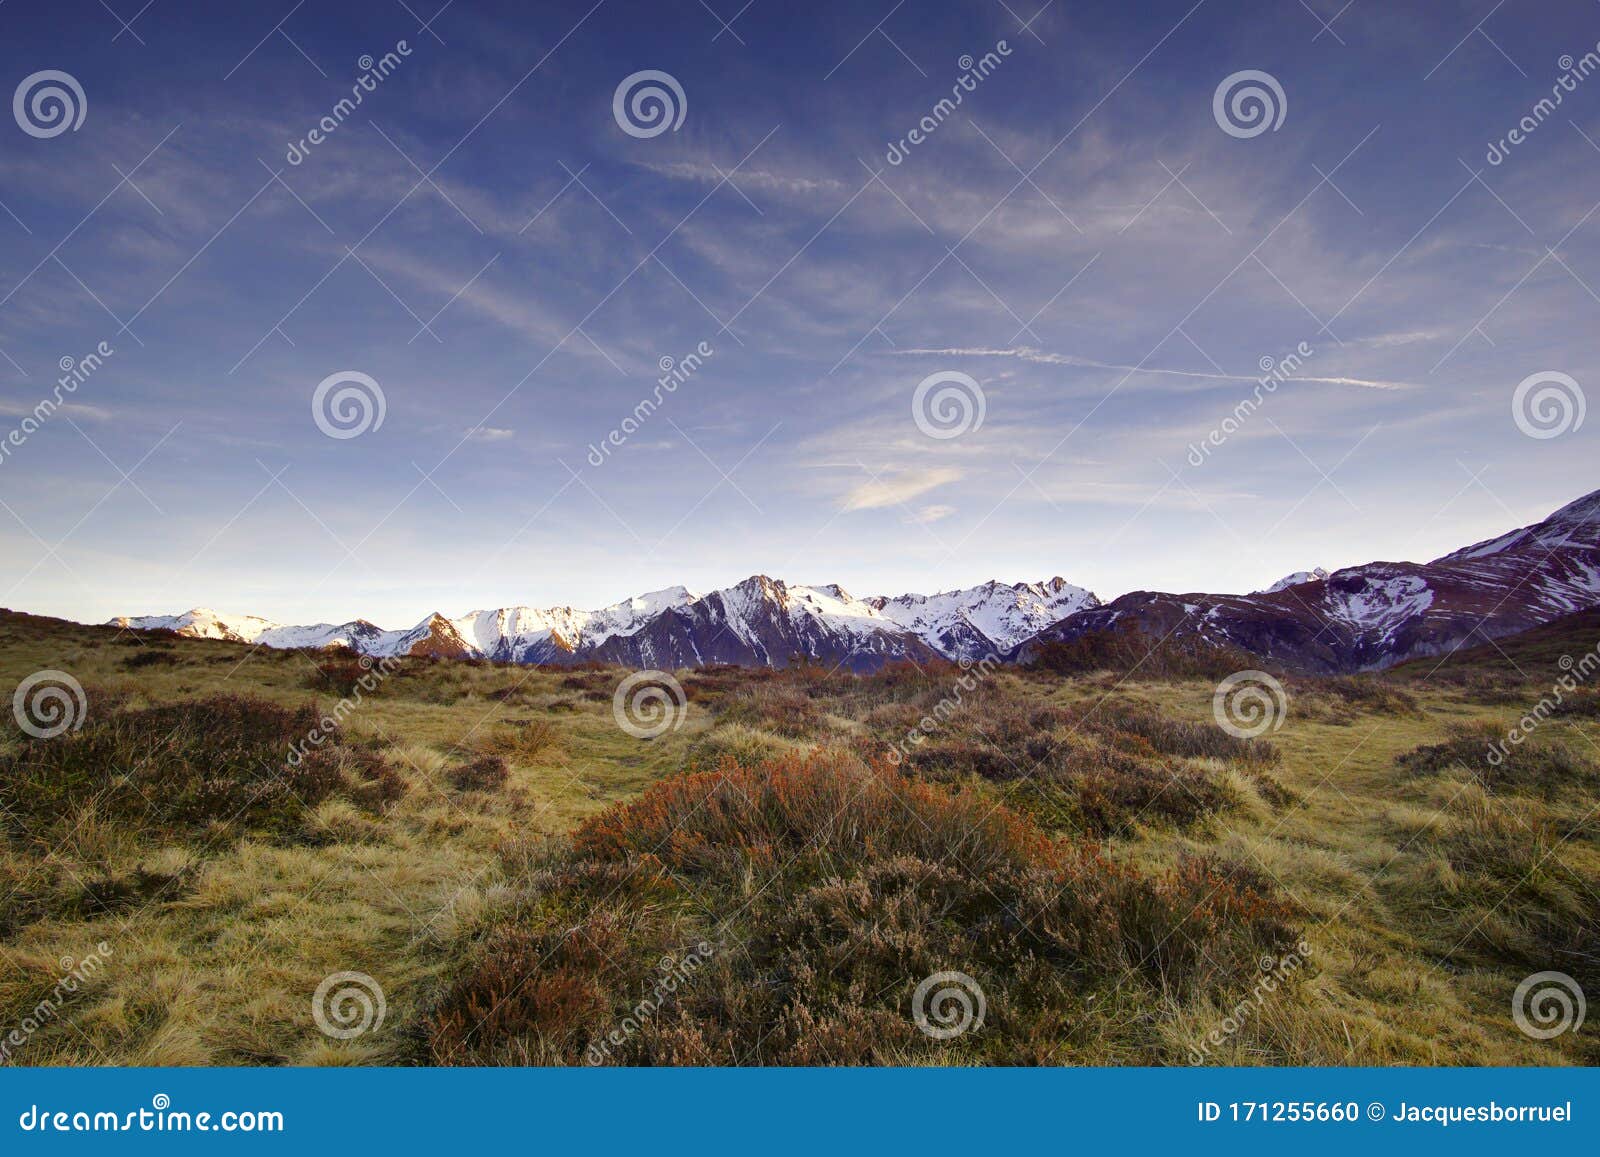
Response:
[472,718,563,764]
[686,721,800,770]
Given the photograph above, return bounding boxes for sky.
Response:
[0,0,1597,629]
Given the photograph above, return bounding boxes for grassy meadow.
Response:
[1,607,1596,1066]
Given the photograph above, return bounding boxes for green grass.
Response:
[0,608,1595,1066]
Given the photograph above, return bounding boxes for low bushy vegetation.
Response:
[300,650,378,698]
[1,694,404,840]
[2,607,1594,1066]
[1397,720,1600,796]
[1025,621,1255,680]
[424,751,1298,1065]
[449,754,510,793]
[1289,675,1421,723]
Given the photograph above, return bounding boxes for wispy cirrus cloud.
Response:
[636,160,845,196]
[0,400,113,421]
[894,347,1417,391]
[908,503,956,524]
[843,467,963,512]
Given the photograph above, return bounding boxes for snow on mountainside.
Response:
[1017,487,1600,673]
[1258,567,1330,594]
[870,578,1098,659]
[444,587,699,662]
[111,488,1600,674]
[584,576,943,671]
[109,609,411,653]
[1438,489,1600,561]
[110,577,1089,670]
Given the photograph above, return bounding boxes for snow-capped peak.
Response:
[1442,488,1600,562]
[109,575,1098,666]
[869,577,1099,657]
[1258,567,1330,594]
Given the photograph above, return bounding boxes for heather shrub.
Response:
[716,681,827,738]
[1,695,403,839]
[1549,689,1600,719]
[300,649,379,697]
[900,736,1019,781]
[1397,720,1600,795]
[683,664,778,704]
[1026,622,1254,680]
[558,671,617,697]
[122,649,178,670]
[855,659,961,695]
[1079,701,1280,766]
[1305,675,1419,718]
[423,751,1299,1065]
[888,695,1263,837]
[999,731,1241,837]
[450,755,510,792]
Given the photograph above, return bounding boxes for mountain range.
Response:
[112,577,1097,673]
[111,487,1600,674]
[1016,487,1600,672]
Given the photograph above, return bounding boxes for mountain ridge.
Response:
[1015,488,1600,673]
[111,576,1097,672]
[110,487,1600,674]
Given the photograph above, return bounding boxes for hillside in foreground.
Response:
[1,608,1595,1066]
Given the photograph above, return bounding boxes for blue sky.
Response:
[1,0,1597,628]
